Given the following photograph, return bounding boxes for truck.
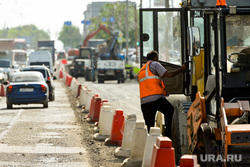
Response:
[0,38,27,51]
[140,0,250,166]
[97,36,126,84]
[0,39,15,51]
[68,47,97,81]
[37,40,55,66]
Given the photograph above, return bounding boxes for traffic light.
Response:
[136,41,140,46]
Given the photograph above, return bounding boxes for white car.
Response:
[0,68,8,83]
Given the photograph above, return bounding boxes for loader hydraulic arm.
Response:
[83,24,115,47]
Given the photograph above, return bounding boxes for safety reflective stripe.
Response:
[139,63,161,83]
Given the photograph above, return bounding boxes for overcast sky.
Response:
[0,0,179,49]
[0,0,141,37]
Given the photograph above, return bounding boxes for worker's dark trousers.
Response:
[141,97,174,138]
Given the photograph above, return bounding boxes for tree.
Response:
[0,24,50,49]
[87,2,139,47]
[58,25,82,48]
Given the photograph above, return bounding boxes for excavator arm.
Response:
[83,24,115,47]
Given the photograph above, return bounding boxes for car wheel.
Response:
[7,102,12,109]
[49,95,53,101]
[43,101,48,108]
[49,94,55,101]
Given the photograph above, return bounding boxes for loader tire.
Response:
[171,106,182,165]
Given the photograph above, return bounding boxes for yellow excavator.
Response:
[140,0,250,166]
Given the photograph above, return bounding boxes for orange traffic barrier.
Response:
[179,155,200,167]
[61,59,67,64]
[105,109,125,146]
[85,94,99,119]
[150,137,175,167]
[76,83,82,98]
[59,69,63,78]
[87,97,102,123]
[0,84,5,96]
[66,75,73,87]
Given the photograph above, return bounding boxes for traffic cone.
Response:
[179,155,200,167]
[0,84,5,96]
[105,109,125,146]
[150,137,175,167]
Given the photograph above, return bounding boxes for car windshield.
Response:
[22,69,46,78]
[0,61,10,68]
[11,74,42,82]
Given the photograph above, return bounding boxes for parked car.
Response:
[0,68,8,83]
[28,51,54,75]
[0,59,13,79]
[5,71,49,109]
[21,65,55,101]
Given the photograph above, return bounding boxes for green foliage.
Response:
[0,24,50,49]
[88,2,139,47]
[58,25,82,48]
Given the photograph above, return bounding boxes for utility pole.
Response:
[125,0,129,63]
[135,4,138,63]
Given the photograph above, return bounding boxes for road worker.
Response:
[138,50,187,138]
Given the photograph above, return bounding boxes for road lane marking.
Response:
[0,109,23,140]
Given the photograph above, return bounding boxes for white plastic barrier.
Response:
[121,121,148,167]
[79,86,88,106]
[142,127,162,167]
[84,91,93,113]
[93,100,110,132]
[70,78,77,90]
[114,114,137,158]
[93,105,113,141]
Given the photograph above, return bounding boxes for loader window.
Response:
[142,11,154,57]
[80,50,91,59]
[226,15,250,73]
[158,11,181,65]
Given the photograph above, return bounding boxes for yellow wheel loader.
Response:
[140,0,250,166]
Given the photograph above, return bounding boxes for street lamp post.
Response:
[125,0,129,63]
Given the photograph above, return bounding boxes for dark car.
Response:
[57,51,67,59]
[21,65,55,101]
[69,58,86,78]
[5,72,49,109]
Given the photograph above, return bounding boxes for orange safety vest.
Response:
[138,61,166,99]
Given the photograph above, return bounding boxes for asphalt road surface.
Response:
[77,77,144,122]
[0,80,91,166]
